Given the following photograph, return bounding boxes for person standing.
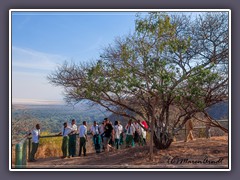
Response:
[141,120,149,145]
[90,121,101,153]
[68,119,78,157]
[125,120,135,148]
[58,122,72,159]
[103,118,114,152]
[119,121,124,146]
[184,119,195,142]
[140,121,147,145]
[133,121,141,145]
[135,120,144,146]
[79,121,88,156]
[99,121,105,151]
[114,121,123,149]
[26,124,41,162]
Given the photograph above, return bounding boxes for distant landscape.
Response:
[206,101,229,120]
[12,102,112,140]
[11,101,228,141]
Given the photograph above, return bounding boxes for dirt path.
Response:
[26,136,228,169]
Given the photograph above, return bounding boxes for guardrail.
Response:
[14,133,91,168]
[15,137,28,168]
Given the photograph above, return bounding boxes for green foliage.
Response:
[48,12,228,142]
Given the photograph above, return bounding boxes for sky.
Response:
[11,11,137,104]
[11,10,216,105]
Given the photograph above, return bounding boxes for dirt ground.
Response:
[24,136,228,169]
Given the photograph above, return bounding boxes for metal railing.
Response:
[14,133,91,168]
[14,135,63,168]
[175,122,228,141]
[15,137,28,168]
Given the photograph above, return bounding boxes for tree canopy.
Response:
[48,12,229,151]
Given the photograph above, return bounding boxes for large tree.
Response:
[48,12,229,159]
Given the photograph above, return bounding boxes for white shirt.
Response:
[99,124,105,134]
[141,127,146,138]
[114,125,123,139]
[125,124,135,135]
[62,126,72,137]
[140,122,147,138]
[79,125,87,138]
[31,129,40,143]
[133,123,141,134]
[90,125,99,135]
[70,124,78,134]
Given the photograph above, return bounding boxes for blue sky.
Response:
[11,11,137,104]
[11,10,214,104]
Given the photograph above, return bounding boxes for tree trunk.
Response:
[149,117,154,160]
[153,131,173,149]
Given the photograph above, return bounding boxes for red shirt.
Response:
[141,121,148,129]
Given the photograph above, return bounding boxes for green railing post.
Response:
[22,140,27,165]
[15,143,23,168]
[15,138,27,168]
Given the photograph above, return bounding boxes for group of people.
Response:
[90,118,148,154]
[25,117,212,162]
[26,118,149,162]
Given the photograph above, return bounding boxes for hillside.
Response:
[206,101,229,120]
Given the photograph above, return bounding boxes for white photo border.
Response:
[9,9,231,171]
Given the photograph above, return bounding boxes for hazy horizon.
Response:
[12,98,65,105]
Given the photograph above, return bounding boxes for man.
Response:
[68,119,78,157]
[125,119,135,148]
[184,119,195,142]
[133,121,140,145]
[103,118,114,152]
[79,121,88,156]
[114,121,123,149]
[58,122,72,158]
[119,121,124,146]
[26,124,41,162]
[99,121,105,151]
[90,121,101,153]
[135,120,145,146]
[139,120,147,145]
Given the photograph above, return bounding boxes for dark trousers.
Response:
[79,137,86,156]
[115,138,120,149]
[143,138,146,145]
[134,132,139,143]
[126,135,133,147]
[68,134,76,156]
[120,133,123,145]
[93,134,101,153]
[101,134,105,150]
[30,142,39,160]
[62,136,69,157]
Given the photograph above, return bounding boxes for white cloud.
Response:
[12,46,68,72]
